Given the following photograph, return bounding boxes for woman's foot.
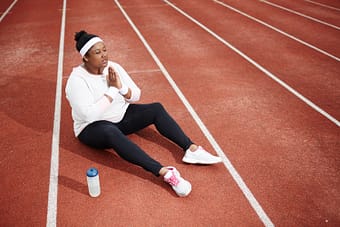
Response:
[163,167,192,197]
[182,146,222,164]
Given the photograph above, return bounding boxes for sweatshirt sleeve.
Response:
[65,74,119,123]
[114,63,141,102]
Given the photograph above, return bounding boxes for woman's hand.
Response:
[107,67,122,89]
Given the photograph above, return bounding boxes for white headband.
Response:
[79,37,103,57]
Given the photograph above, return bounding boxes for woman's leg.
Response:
[78,120,192,196]
[116,103,194,151]
[118,103,222,165]
[78,120,163,176]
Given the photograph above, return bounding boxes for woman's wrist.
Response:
[119,84,129,96]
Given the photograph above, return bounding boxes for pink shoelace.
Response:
[166,172,179,186]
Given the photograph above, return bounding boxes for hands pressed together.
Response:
[105,66,130,101]
[106,66,122,89]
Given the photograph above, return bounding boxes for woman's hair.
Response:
[74,30,98,52]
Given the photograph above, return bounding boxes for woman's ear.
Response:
[83,57,88,62]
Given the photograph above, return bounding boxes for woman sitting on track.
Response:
[65,30,222,197]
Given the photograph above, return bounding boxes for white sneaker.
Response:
[182,146,222,164]
[163,167,192,197]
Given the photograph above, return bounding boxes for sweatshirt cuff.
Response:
[119,84,129,96]
[105,87,119,99]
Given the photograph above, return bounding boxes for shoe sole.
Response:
[182,157,222,164]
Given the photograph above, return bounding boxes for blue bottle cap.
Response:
[87,168,98,177]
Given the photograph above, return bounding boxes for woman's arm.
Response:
[114,63,141,102]
[65,74,119,122]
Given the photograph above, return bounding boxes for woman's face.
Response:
[85,42,108,68]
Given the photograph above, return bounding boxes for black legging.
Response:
[78,103,193,176]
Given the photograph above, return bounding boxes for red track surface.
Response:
[1,0,339,226]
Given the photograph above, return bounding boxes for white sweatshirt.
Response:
[65,61,141,136]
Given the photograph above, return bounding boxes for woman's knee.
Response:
[152,102,166,114]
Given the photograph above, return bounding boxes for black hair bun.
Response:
[74,30,87,42]
[74,30,98,52]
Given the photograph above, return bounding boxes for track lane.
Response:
[263,0,340,26]
[0,0,63,226]
[305,0,340,10]
[117,0,340,226]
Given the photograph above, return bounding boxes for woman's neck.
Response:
[84,63,103,75]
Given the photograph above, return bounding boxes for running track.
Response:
[0,0,339,226]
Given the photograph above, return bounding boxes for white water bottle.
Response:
[86,167,101,197]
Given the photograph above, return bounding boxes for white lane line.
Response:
[128,68,161,74]
[46,0,66,226]
[261,0,340,30]
[165,0,340,127]
[305,0,340,11]
[214,0,339,62]
[115,0,275,226]
[0,0,18,23]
